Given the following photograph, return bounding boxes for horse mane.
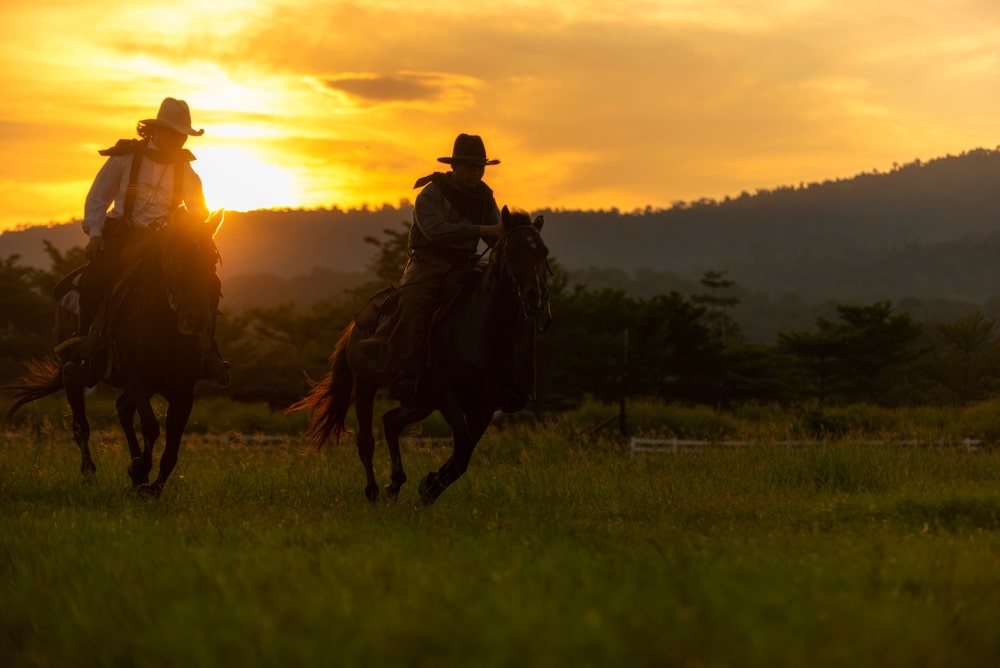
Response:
[107,216,222,364]
[503,208,532,227]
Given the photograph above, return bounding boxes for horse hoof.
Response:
[128,458,151,486]
[418,473,441,505]
[134,483,163,499]
[365,485,379,503]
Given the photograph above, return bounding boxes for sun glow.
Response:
[195,146,300,212]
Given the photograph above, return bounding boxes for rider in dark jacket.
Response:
[354,134,534,409]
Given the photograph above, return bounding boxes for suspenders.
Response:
[122,140,146,222]
[121,139,186,224]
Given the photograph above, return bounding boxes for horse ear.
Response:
[208,209,225,238]
[171,204,191,224]
[532,214,544,231]
[501,205,510,224]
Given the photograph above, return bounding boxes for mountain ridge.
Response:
[4,148,1000,305]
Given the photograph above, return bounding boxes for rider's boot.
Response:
[388,373,418,406]
[201,344,231,387]
[499,384,532,413]
[389,362,428,408]
[63,325,104,388]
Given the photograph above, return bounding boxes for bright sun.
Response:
[194,146,300,213]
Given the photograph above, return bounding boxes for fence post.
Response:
[619,328,628,437]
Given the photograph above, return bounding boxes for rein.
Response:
[156,221,221,334]
[491,225,551,330]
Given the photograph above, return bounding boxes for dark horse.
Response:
[290,207,550,504]
[2,209,224,497]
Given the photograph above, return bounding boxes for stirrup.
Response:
[202,352,231,387]
[63,359,101,388]
[499,386,533,413]
[54,335,85,354]
[388,378,416,403]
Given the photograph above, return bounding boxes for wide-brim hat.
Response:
[140,97,204,136]
[437,133,500,166]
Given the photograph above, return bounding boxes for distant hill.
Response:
[537,148,1000,302]
[223,267,372,311]
[0,205,410,279]
[4,148,1000,307]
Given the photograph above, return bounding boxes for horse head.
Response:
[159,208,223,336]
[497,206,550,327]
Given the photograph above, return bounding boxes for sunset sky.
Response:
[1,0,998,233]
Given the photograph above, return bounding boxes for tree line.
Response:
[5,227,1000,412]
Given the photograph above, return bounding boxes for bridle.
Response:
[160,222,221,334]
[494,224,552,332]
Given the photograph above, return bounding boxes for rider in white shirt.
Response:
[65,98,229,387]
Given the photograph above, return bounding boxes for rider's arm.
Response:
[82,155,126,239]
[182,163,210,222]
[478,201,503,239]
[412,184,486,246]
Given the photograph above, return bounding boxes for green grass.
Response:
[2,418,1000,667]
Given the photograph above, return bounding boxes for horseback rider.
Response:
[353,133,535,410]
[63,97,230,388]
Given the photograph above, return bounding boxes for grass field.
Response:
[2,406,1000,667]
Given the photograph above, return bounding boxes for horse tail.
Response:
[1,356,64,426]
[288,323,356,449]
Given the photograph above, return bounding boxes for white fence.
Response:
[399,436,452,448]
[228,433,987,455]
[231,434,453,449]
[629,436,984,456]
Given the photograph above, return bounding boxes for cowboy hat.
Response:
[140,97,204,136]
[437,133,500,166]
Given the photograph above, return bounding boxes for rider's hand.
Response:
[479,222,505,238]
[85,236,105,261]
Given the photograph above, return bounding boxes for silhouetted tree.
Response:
[692,270,741,343]
[715,344,800,406]
[0,254,52,378]
[364,222,410,284]
[35,241,87,295]
[921,312,1000,406]
[225,300,356,407]
[631,293,721,402]
[348,221,411,303]
[538,286,721,405]
[778,302,922,405]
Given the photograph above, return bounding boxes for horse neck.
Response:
[118,241,169,321]
[476,246,521,336]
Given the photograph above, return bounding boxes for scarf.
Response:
[413,172,495,225]
[98,138,195,164]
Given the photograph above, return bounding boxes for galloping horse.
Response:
[290,207,550,504]
[2,209,224,497]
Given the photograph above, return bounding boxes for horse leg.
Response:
[418,397,493,504]
[127,391,160,496]
[115,393,146,486]
[382,405,432,501]
[142,389,193,497]
[63,375,96,477]
[354,382,380,502]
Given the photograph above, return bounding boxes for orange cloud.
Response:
[1,0,999,231]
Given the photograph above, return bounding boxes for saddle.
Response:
[52,240,151,361]
[353,265,480,338]
[353,284,402,336]
[349,265,481,388]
